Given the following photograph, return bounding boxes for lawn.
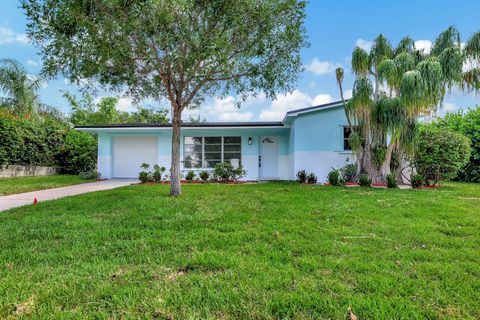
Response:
[0,175,94,195]
[0,182,479,319]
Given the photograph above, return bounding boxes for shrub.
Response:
[358,174,371,187]
[199,170,210,182]
[139,163,151,183]
[411,174,424,188]
[79,170,100,180]
[414,126,471,184]
[296,170,307,183]
[185,171,196,182]
[386,173,397,188]
[58,130,97,174]
[433,107,480,182]
[212,162,246,182]
[306,173,317,184]
[152,164,166,182]
[340,163,357,182]
[327,169,341,186]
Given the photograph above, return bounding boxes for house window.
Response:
[343,127,353,151]
[183,136,241,168]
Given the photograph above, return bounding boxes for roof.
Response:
[75,100,345,130]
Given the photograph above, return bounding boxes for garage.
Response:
[112,136,158,178]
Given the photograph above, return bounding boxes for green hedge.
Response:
[0,111,97,173]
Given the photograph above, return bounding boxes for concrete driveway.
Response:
[0,179,136,212]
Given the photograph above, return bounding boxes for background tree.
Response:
[22,0,308,196]
[336,27,480,183]
[0,58,42,117]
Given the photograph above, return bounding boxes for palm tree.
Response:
[336,27,480,183]
[0,58,42,116]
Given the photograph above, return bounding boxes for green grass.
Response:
[0,175,94,195]
[0,182,479,319]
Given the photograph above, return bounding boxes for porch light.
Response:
[248,137,252,145]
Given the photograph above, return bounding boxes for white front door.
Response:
[259,136,278,179]
[112,136,158,178]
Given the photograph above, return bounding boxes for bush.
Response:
[358,174,371,187]
[212,162,246,182]
[296,170,307,183]
[340,163,357,183]
[199,170,210,182]
[433,107,480,182]
[306,173,317,184]
[79,170,100,180]
[58,130,97,174]
[152,164,166,182]
[185,171,195,182]
[138,163,151,183]
[327,169,341,186]
[411,173,424,188]
[414,126,471,184]
[386,173,397,188]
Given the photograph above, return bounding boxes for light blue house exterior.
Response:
[77,101,354,182]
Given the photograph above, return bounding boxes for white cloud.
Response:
[0,27,29,45]
[204,96,254,121]
[356,38,373,52]
[26,59,39,66]
[40,81,48,90]
[305,57,341,75]
[414,40,432,54]
[443,102,459,113]
[312,94,333,106]
[116,97,137,112]
[343,89,353,99]
[259,90,333,121]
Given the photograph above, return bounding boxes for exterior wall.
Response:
[96,127,289,181]
[290,106,354,182]
[0,165,61,178]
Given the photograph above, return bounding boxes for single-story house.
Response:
[76,100,355,182]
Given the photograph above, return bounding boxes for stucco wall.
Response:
[289,106,354,182]
[0,165,61,178]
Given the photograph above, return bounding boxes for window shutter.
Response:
[334,125,344,152]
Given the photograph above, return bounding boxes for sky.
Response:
[1,0,480,122]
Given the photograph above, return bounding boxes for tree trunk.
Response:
[380,141,395,177]
[170,112,182,196]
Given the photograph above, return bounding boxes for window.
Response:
[343,127,352,151]
[183,136,241,168]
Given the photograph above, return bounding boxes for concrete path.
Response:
[0,179,137,212]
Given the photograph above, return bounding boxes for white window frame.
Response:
[183,136,241,169]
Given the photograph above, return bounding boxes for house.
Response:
[76,100,354,182]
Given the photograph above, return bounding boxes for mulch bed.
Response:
[134,180,257,185]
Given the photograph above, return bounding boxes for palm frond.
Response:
[431,26,461,56]
[370,34,393,69]
[351,47,370,76]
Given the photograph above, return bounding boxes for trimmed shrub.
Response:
[411,174,424,188]
[414,126,471,184]
[199,170,210,182]
[358,174,371,187]
[58,130,97,174]
[185,171,195,182]
[340,163,357,183]
[386,173,397,188]
[306,173,317,184]
[296,170,307,183]
[327,169,341,186]
[152,164,166,182]
[79,170,100,180]
[212,162,246,182]
[139,163,151,183]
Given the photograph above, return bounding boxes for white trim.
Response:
[77,126,287,133]
[281,102,344,123]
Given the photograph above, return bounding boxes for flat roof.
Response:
[74,100,345,130]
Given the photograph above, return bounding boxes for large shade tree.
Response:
[336,26,480,183]
[22,0,308,196]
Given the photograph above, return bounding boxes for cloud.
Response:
[343,89,353,99]
[259,90,333,121]
[443,102,459,113]
[204,96,255,121]
[0,27,29,45]
[39,81,48,90]
[26,60,39,66]
[305,57,341,75]
[414,40,432,54]
[308,80,316,89]
[356,38,373,52]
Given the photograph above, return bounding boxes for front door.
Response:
[259,136,278,179]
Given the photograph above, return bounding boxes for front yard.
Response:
[0,175,94,195]
[0,182,479,319]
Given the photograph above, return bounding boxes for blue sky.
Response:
[1,0,479,121]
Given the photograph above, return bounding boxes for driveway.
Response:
[0,179,136,212]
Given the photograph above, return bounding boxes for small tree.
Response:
[22,0,308,196]
[414,126,471,185]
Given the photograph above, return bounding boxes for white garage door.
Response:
[113,136,158,178]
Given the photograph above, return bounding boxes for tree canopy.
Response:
[22,0,308,195]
